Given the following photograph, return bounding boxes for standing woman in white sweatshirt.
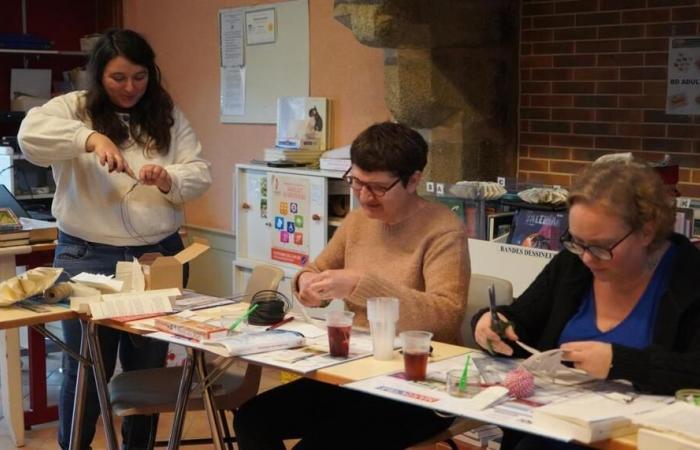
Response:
[18,28,211,450]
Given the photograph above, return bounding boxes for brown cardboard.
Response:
[138,237,209,290]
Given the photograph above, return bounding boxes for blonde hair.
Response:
[567,160,675,246]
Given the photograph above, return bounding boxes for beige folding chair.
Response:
[108,264,284,449]
[409,274,513,450]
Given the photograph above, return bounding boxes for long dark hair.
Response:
[82,29,174,155]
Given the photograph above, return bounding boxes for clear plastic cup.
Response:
[446,369,480,398]
[400,330,432,381]
[367,297,399,360]
[326,310,354,357]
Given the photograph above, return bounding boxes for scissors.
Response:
[486,283,511,355]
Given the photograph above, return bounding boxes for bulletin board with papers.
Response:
[219,0,309,124]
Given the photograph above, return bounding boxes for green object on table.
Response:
[459,354,471,392]
[228,303,259,332]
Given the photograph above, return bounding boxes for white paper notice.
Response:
[245,8,276,45]
[89,295,173,320]
[666,36,700,115]
[220,9,244,67]
[221,66,245,116]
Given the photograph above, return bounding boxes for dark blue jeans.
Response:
[55,230,187,450]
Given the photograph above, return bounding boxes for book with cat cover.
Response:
[276,97,330,151]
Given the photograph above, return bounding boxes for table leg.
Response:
[69,319,90,450]
[0,328,24,447]
[195,351,225,450]
[86,321,118,450]
[168,349,196,450]
[25,327,58,426]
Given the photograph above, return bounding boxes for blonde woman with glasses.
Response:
[473,160,700,450]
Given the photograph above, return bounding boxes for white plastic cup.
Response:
[367,297,399,360]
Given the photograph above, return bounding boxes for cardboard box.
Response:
[138,237,209,290]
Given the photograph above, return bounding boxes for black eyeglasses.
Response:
[342,168,401,198]
[560,229,635,261]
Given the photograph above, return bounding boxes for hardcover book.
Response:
[507,209,568,251]
[154,315,228,342]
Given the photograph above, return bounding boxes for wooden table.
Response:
[0,303,75,447]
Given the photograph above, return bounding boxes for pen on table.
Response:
[228,303,259,332]
[459,354,471,392]
[267,316,294,331]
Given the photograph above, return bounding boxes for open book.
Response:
[203,330,305,356]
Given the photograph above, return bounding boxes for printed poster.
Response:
[270,174,310,266]
[666,37,700,115]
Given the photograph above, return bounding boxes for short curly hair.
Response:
[350,122,428,186]
[567,160,675,246]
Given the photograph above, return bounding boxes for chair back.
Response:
[244,265,284,300]
[460,273,513,348]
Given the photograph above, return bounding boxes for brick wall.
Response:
[519,0,700,197]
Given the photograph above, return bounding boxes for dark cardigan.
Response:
[471,233,700,395]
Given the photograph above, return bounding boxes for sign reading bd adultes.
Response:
[270,174,310,266]
[667,37,700,115]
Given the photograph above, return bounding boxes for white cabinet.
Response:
[233,164,355,297]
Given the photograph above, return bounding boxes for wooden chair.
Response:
[108,264,284,449]
[409,274,513,450]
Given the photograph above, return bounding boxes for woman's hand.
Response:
[560,341,613,379]
[86,132,135,178]
[139,164,172,193]
[297,269,361,307]
[474,311,518,355]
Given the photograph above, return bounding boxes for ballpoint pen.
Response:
[267,316,294,331]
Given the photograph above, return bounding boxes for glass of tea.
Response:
[400,330,433,381]
[326,310,355,357]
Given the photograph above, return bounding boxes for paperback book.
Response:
[204,330,306,356]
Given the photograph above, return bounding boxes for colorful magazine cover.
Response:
[507,209,568,251]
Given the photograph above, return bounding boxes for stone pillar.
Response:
[334,0,518,183]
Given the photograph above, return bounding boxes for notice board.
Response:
[219,0,309,124]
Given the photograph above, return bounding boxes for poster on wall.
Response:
[269,174,310,266]
[666,37,700,115]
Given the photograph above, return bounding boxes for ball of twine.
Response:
[504,367,535,399]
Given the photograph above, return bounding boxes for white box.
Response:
[10,69,51,100]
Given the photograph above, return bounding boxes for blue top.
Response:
[558,243,677,349]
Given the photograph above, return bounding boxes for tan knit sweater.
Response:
[294,199,470,344]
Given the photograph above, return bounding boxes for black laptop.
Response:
[0,184,55,221]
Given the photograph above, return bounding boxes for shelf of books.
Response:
[423,181,569,252]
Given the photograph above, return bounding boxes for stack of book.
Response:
[263,147,325,165]
[454,424,503,447]
[0,229,30,247]
[262,97,331,167]
[319,145,351,172]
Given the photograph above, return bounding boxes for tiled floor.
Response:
[0,325,293,450]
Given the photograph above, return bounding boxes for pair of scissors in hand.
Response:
[487,283,511,355]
